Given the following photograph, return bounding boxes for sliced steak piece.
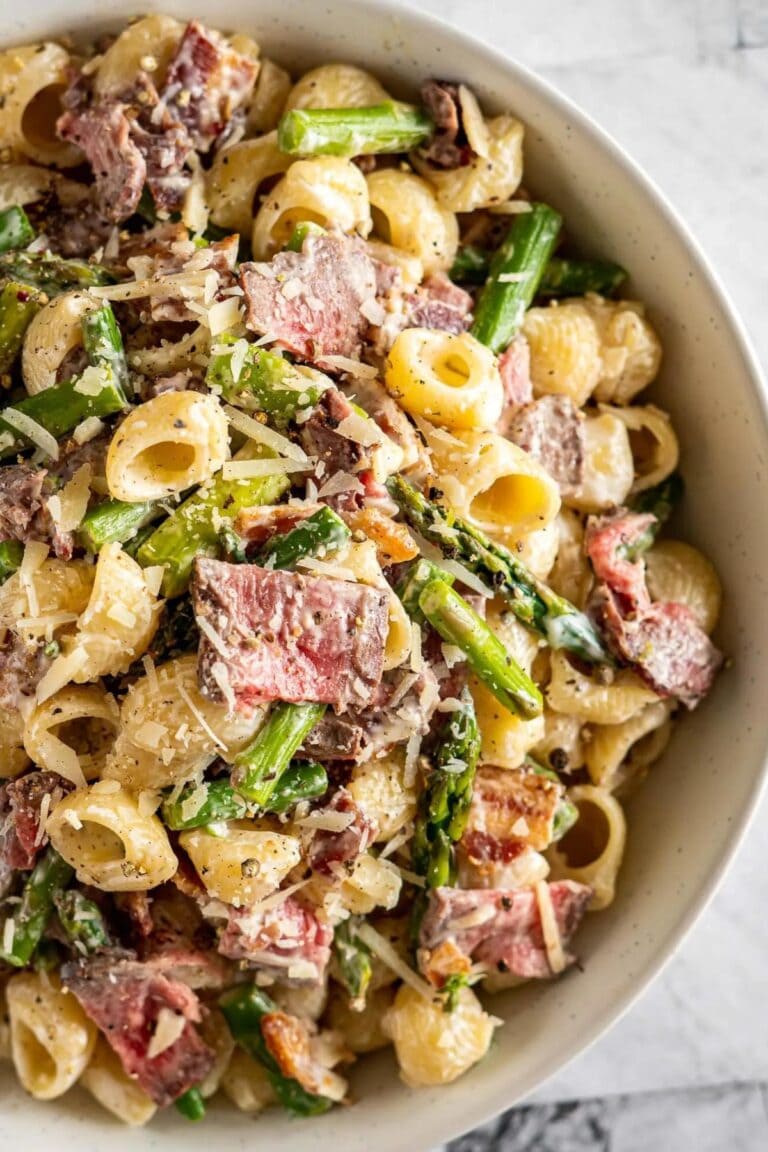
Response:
[505,394,586,496]
[419,80,474,169]
[307,788,377,875]
[0,637,52,713]
[0,464,46,543]
[405,273,473,334]
[240,234,378,365]
[218,896,333,984]
[37,187,113,260]
[300,388,368,478]
[57,102,147,223]
[461,765,565,869]
[4,771,73,867]
[62,954,215,1107]
[161,20,258,152]
[192,558,390,712]
[418,881,592,982]
[497,336,534,412]
[593,587,722,709]
[127,75,193,215]
[585,510,657,613]
[299,711,367,761]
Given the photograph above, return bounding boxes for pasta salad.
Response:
[0,15,723,1125]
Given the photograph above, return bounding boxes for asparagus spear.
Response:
[398,556,454,621]
[162,761,329,830]
[626,471,684,560]
[286,221,326,252]
[278,101,433,157]
[471,203,562,353]
[231,703,327,808]
[0,206,35,254]
[0,280,45,374]
[0,250,114,293]
[538,256,627,298]
[0,539,23,582]
[0,847,74,967]
[175,1088,206,1121]
[256,507,351,569]
[81,302,130,395]
[449,244,491,285]
[388,474,611,665]
[220,985,335,1116]
[136,448,290,597]
[419,577,542,718]
[206,339,328,426]
[78,498,158,553]
[525,756,579,841]
[412,687,481,889]
[0,368,127,460]
[333,919,372,1008]
[54,889,111,954]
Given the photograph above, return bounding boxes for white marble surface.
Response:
[398,0,768,1110]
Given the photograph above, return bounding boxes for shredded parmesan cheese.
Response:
[72,416,105,445]
[196,616,230,660]
[335,412,384,447]
[73,365,112,396]
[2,408,59,459]
[2,918,15,954]
[19,541,48,617]
[208,296,242,336]
[48,464,92,532]
[355,923,434,999]
[294,809,356,833]
[224,404,307,462]
[535,880,567,975]
[221,458,311,480]
[176,682,227,751]
[147,1008,187,1060]
[320,356,378,379]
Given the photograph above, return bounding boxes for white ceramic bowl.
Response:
[2,2,767,1147]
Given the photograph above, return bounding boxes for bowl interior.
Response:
[1,2,767,1148]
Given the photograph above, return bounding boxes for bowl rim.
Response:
[3,1,768,1142]
[347,0,768,1137]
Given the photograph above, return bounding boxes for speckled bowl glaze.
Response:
[2,2,768,1148]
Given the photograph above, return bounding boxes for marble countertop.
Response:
[395,0,768,1144]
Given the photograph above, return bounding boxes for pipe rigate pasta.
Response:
[6,971,97,1100]
[22,291,99,395]
[546,785,627,910]
[80,1038,158,1127]
[0,43,80,166]
[367,169,458,275]
[207,133,292,236]
[413,114,525,213]
[384,984,495,1087]
[285,63,389,111]
[385,328,503,431]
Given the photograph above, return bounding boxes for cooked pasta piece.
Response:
[220,1048,276,1114]
[532,709,586,775]
[335,854,402,915]
[22,292,99,396]
[585,700,674,792]
[584,295,663,405]
[80,1037,157,1127]
[326,986,394,1054]
[46,780,178,891]
[565,411,634,513]
[429,427,561,540]
[546,785,627,910]
[384,328,503,432]
[472,607,545,768]
[511,522,560,581]
[93,14,185,95]
[207,133,291,236]
[0,162,56,209]
[197,1008,237,1099]
[285,63,389,111]
[548,508,593,609]
[0,42,80,166]
[348,749,417,842]
[645,540,722,634]
[105,391,230,502]
[366,169,458,276]
[246,58,292,133]
[337,540,411,671]
[105,654,264,789]
[413,114,525,213]
[0,706,31,779]
[603,403,679,493]
[547,649,660,725]
[523,301,602,406]
[179,822,301,905]
[0,558,94,633]
[6,971,97,1100]
[384,984,495,1087]
[23,685,120,784]
[252,156,370,259]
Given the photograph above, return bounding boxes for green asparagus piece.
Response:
[525,756,579,842]
[449,244,491,285]
[220,985,335,1116]
[231,703,327,808]
[78,498,158,552]
[81,302,129,395]
[54,889,110,954]
[388,475,611,665]
[418,577,542,719]
[398,556,454,620]
[286,220,326,252]
[412,686,481,889]
[0,206,35,254]
[0,250,114,293]
[162,760,329,830]
[333,919,372,1007]
[278,101,433,157]
[626,471,684,556]
[268,760,328,813]
[206,339,328,426]
[0,848,74,967]
[0,280,45,373]
[175,1088,207,1122]
[0,367,127,460]
[538,256,627,298]
[136,447,290,597]
[0,539,23,582]
[257,507,351,569]
[471,203,562,353]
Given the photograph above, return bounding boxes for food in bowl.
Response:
[0,13,723,1127]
